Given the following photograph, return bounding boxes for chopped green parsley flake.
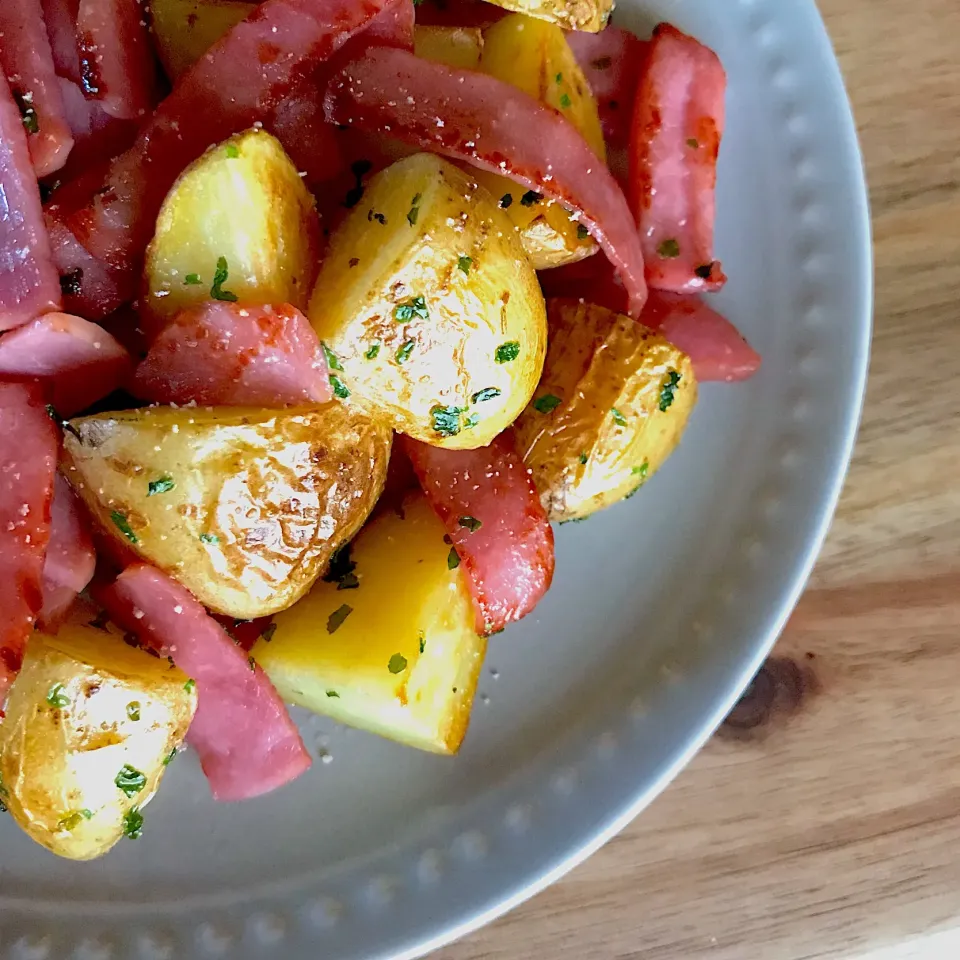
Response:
[534,394,562,414]
[657,238,681,259]
[611,408,628,427]
[447,546,460,570]
[407,192,422,226]
[321,341,344,371]
[225,144,240,158]
[326,690,340,698]
[577,223,590,240]
[327,604,353,634]
[419,631,426,654]
[555,72,563,83]
[463,412,480,429]
[457,255,473,274]
[57,809,93,832]
[459,516,482,532]
[559,93,572,109]
[520,190,542,207]
[46,683,70,708]
[430,405,463,437]
[367,210,387,225]
[183,273,202,285]
[13,90,39,135]
[126,701,141,721]
[394,295,429,322]
[162,748,177,766]
[260,623,277,643]
[395,339,416,363]
[184,678,196,693]
[471,386,501,403]
[495,341,520,364]
[199,533,219,544]
[123,807,144,840]
[499,193,513,208]
[148,476,175,497]
[632,461,650,478]
[110,511,138,544]
[115,765,147,798]
[579,452,588,464]
[659,370,682,412]
[388,653,408,674]
[330,374,351,399]
[365,341,381,360]
[210,256,238,301]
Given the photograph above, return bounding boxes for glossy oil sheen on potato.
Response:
[0,623,197,860]
[61,404,391,619]
[513,299,698,521]
[475,14,604,269]
[144,129,319,326]
[253,493,486,755]
[151,0,255,81]
[308,153,546,449]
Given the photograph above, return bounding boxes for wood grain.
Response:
[439,0,960,957]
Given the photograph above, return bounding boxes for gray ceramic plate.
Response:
[0,0,871,957]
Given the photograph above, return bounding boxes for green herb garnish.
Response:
[321,342,344,371]
[471,386,501,403]
[115,765,147,799]
[46,683,70,708]
[447,547,460,570]
[659,370,681,412]
[388,653,408,674]
[162,748,178,766]
[122,807,144,840]
[225,144,240,158]
[520,190,542,207]
[13,89,39,135]
[419,631,426,654]
[431,405,463,437]
[367,209,387,225]
[611,408,628,427]
[57,809,93,832]
[495,341,520,364]
[657,238,681,259]
[210,256,238,301]
[199,533,219,544]
[147,476,175,496]
[183,273,203,285]
[110,511,138,544]
[327,604,353,634]
[330,375,351,399]
[559,93,572,109]
[407,192,422,226]
[126,701,141,721]
[534,394,562,414]
[579,452,588,464]
[457,255,473,274]
[577,224,590,240]
[365,342,381,360]
[632,460,650,479]
[555,72,563,83]
[260,623,277,643]
[394,296,429,322]
[184,678,196,693]
[395,340,416,363]
[326,690,340,698]
[459,516,482,532]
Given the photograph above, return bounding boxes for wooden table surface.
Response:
[441,0,960,957]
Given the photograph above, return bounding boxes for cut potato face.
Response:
[308,153,547,449]
[414,25,484,70]
[253,493,486,755]
[0,623,197,861]
[144,129,320,327]
[151,0,255,81]
[479,0,612,33]
[474,14,604,269]
[61,404,392,619]
[513,299,698,522]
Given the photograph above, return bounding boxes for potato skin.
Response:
[151,0,255,80]
[479,0,612,36]
[308,153,546,449]
[0,623,197,861]
[61,404,392,619]
[474,14,605,269]
[514,299,698,522]
[144,129,320,327]
[253,493,485,754]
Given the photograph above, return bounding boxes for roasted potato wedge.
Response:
[414,25,484,70]
[151,0,255,81]
[253,493,485,754]
[480,0,612,33]
[0,623,197,861]
[61,404,392,619]
[308,153,546,449]
[513,299,698,521]
[144,129,320,327]
[473,13,603,269]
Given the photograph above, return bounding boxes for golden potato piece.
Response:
[61,404,391,619]
[144,129,320,327]
[151,0,255,81]
[475,14,604,268]
[514,299,698,522]
[253,493,485,754]
[0,623,197,861]
[481,0,612,32]
[308,153,546,449]
[414,25,484,70]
